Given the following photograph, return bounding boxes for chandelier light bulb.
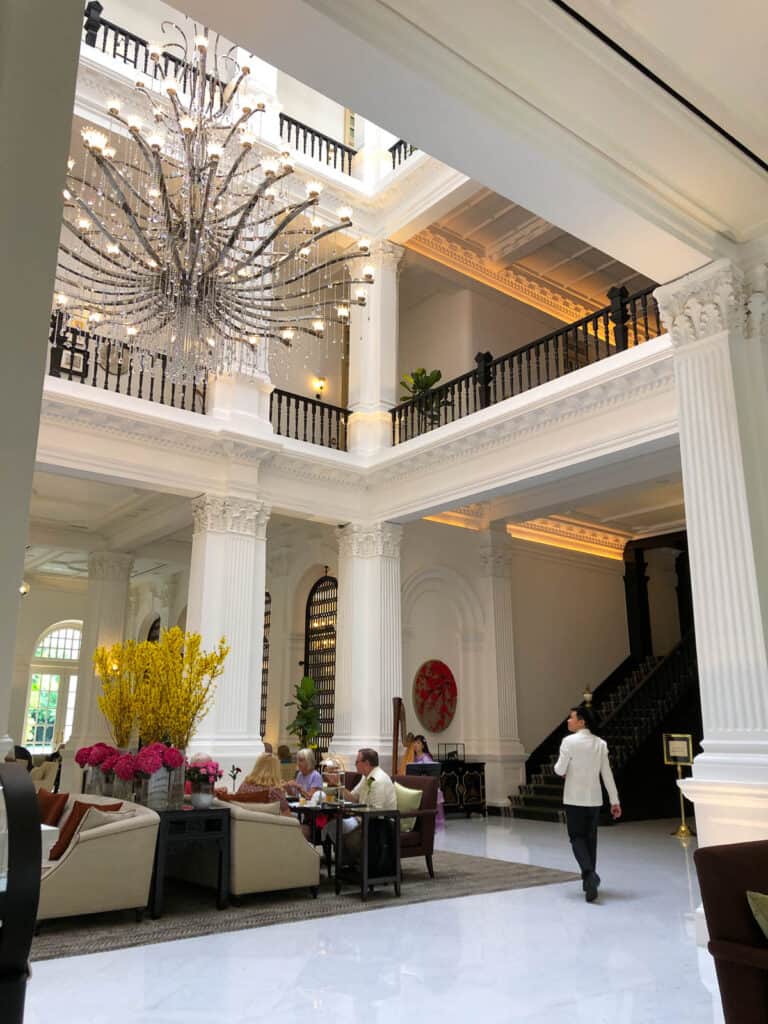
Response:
[280,151,294,172]
[239,128,256,149]
[180,116,195,134]
[148,132,164,151]
[362,265,375,283]
[126,326,138,336]
[306,180,323,199]
[103,145,116,159]
[355,287,368,304]
[310,214,323,228]
[207,141,224,161]
[165,77,178,96]
[88,311,103,323]
[62,188,72,200]
[195,34,209,51]
[148,41,163,61]
[67,156,75,171]
[299,246,311,258]
[134,76,147,90]
[337,206,353,222]
[106,243,120,255]
[77,216,91,230]
[148,187,161,199]
[280,327,296,341]
[261,157,279,177]
[264,186,277,201]
[357,238,370,252]
[336,305,350,319]
[54,293,68,307]
[312,319,324,332]
[126,114,143,132]
[81,127,108,153]
[19,581,30,597]
[107,98,121,115]
[248,335,259,347]
[207,337,215,348]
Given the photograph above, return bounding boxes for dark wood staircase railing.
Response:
[510,634,699,822]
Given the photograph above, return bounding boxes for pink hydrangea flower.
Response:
[75,746,92,768]
[135,746,163,776]
[87,743,112,766]
[114,753,137,781]
[101,750,121,773]
[162,746,184,770]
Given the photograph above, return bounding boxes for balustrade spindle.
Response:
[160,355,167,404]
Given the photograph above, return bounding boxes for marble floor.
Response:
[25,817,723,1024]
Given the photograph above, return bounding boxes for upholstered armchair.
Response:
[38,794,160,921]
[182,799,320,899]
[694,839,768,1023]
[29,760,58,793]
[394,775,438,878]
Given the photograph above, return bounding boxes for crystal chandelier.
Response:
[55,24,373,385]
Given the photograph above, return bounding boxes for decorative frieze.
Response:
[337,522,403,559]
[192,495,271,539]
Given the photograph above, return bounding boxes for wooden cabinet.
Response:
[440,761,486,817]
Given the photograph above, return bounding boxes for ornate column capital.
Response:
[87,551,134,582]
[337,521,403,559]
[192,495,271,539]
[654,258,745,348]
[479,530,514,578]
[370,239,405,271]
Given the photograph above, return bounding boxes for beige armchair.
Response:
[38,794,159,921]
[29,760,58,792]
[181,799,320,899]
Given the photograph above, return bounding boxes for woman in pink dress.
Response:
[412,735,446,830]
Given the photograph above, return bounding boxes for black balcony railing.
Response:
[47,312,206,414]
[391,285,663,444]
[270,388,349,451]
[279,113,356,176]
[389,139,416,170]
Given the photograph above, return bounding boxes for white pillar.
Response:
[186,495,270,768]
[478,526,526,806]
[347,242,404,455]
[656,257,768,848]
[0,0,82,757]
[61,552,134,789]
[333,523,403,765]
[205,344,274,439]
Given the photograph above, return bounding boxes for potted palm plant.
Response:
[285,676,321,749]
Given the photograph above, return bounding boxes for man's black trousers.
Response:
[564,804,601,878]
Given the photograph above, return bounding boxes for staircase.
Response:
[510,634,699,823]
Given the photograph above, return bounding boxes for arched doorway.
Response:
[22,621,83,754]
[303,570,338,749]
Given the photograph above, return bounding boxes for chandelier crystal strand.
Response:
[56,24,372,386]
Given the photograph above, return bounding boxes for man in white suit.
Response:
[554,705,621,902]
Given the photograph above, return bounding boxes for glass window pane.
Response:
[24,673,61,754]
[34,627,82,660]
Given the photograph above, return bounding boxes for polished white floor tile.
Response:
[24,817,723,1024]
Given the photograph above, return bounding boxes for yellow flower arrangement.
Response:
[94,627,229,750]
[93,640,144,748]
[133,627,229,749]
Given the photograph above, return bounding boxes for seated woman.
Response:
[283,748,323,799]
[411,734,446,831]
[237,753,292,816]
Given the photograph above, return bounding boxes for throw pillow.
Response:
[37,788,68,827]
[220,789,274,804]
[80,806,136,831]
[747,891,768,940]
[49,800,122,860]
[394,781,423,831]
[230,801,281,815]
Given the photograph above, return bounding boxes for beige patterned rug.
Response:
[31,851,578,961]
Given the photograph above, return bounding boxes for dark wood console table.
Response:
[440,761,486,817]
[150,805,230,918]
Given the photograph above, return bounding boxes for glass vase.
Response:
[167,764,185,809]
[189,781,214,810]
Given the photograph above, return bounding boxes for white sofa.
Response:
[38,793,160,921]
[180,799,320,899]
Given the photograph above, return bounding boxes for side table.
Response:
[336,808,401,901]
[150,805,230,919]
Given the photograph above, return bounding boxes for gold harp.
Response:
[391,696,415,777]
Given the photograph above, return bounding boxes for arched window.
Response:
[260,592,271,739]
[146,616,161,643]
[303,571,337,749]
[23,621,83,754]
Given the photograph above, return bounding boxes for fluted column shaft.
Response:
[479,526,526,804]
[656,257,768,848]
[186,495,270,766]
[333,523,403,763]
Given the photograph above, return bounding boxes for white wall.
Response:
[510,540,629,751]
[9,577,88,746]
[276,70,346,142]
[127,568,190,643]
[646,547,682,656]
[268,333,347,408]
[470,290,561,360]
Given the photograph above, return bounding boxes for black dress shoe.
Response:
[582,872,600,891]
[584,871,599,902]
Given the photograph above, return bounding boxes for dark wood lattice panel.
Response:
[260,592,271,739]
[303,574,337,748]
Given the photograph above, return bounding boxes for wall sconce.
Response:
[582,686,593,707]
[312,376,327,400]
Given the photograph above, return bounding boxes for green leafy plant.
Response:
[400,367,442,402]
[284,675,321,748]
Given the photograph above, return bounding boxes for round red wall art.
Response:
[413,660,458,732]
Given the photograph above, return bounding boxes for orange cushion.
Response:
[37,788,68,827]
[49,800,122,860]
[218,789,272,804]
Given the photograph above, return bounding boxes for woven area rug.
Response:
[31,851,578,961]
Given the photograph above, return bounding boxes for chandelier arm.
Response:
[59,237,151,284]
[149,150,185,277]
[185,161,215,275]
[211,140,252,207]
[209,192,301,229]
[88,152,163,265]
[249,253,358,292]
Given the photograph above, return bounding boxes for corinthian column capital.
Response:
[337,522,403,559]
[655,259,745,348]
[192,495,271,539]
[87,551,134,582]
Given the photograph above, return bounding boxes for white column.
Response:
[478,526,526,805]
[0,0,83,757]
[347,242,404,455]
[656,257,768,848]
[205,342,274,439]
[333,523,403,765]
[61,552,134,789]
[186,495,270,767]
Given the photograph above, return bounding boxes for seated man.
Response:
[326,748,397,864]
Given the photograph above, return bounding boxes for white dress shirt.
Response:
[554,728,619,807]
[350,765,398,810]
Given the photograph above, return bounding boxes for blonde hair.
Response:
[244,752,283,787]
[297,748,316,770]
